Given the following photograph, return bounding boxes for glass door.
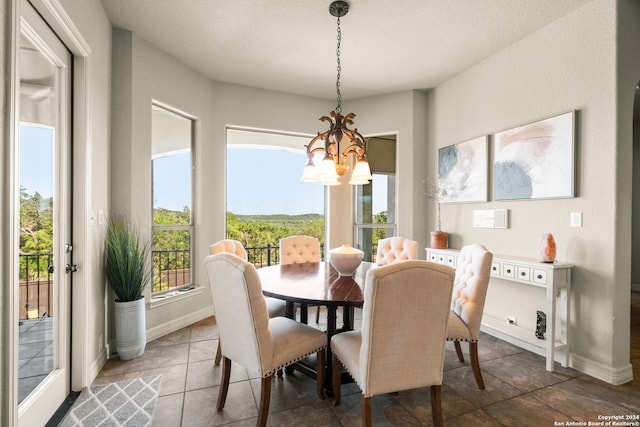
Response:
[16,0,72,424]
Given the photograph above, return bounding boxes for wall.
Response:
[57,0,113,388]
[426,0,635,383]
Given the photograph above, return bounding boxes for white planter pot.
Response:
[115,297,146,360]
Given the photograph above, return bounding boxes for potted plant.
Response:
[426,179,449,249]
[104,216,152,360]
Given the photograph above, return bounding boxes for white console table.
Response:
[426,247,572,372]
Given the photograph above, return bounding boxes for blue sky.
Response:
[20,125,53,199]
[227,147,325,215]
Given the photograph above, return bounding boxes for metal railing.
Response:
[153,249,191,293]
[19,253,54,320]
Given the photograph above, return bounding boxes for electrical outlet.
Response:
[507,316,517,325]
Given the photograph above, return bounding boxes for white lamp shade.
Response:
[321,175,341,186]
[318,157,339,180]
[300,164,319,182]
[350,160,372,184]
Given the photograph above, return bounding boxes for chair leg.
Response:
[214,341,222,365]
[315,306,321,323]
[469,341,485,390]
[332,353,342,406]
[430,385,443,427]
[454,340,464,363]
[217,357,231,410]
[257,376,272,427]
[316,350,325,400]
[362,396,372,427]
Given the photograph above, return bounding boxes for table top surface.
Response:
[258,261,375,306]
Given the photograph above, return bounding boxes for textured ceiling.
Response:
[100,0,592,101]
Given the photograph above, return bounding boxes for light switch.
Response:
[570,212,582,227]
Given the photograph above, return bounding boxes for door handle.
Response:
[66,264,79,273]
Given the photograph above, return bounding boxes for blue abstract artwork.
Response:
[438,136,488,203]
[493,111,574,200]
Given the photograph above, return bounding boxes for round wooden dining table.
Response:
[257,261,375,395]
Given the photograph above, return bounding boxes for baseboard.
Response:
[89,348,108,386]
[570,353,634,385]
[146,306,214,342]
[480,320,633,385]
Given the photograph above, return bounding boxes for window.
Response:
[226,129,325,266]
[151,104,193,293]
[354,135,397,262]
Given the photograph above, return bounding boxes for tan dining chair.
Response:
[204,253,326,427]
[375,236,419,265]
[331,260,455,427]
[447,243,493,390]
[209,239,286,365]
[279,235,322,323]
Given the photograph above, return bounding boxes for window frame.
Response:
[150,103,195,296]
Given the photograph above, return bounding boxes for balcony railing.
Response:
[22,243,374,304]
[19,253,53,320]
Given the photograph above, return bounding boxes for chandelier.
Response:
[300,0,372,186]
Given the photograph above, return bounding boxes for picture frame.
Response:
[493,111,575,201]
[438,135,488,203]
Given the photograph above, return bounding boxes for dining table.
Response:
[257,261,375,395]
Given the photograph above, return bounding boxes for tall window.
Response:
[151,104,193,293]
[226,129,325,266]
[354,135,397,262]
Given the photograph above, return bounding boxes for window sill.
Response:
[149,286,203,309]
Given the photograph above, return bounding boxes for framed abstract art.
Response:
[438,135,488,203]
[493,111,575,201]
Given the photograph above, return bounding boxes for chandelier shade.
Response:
[301,1,372,186]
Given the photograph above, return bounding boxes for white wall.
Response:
[425,0,637,384]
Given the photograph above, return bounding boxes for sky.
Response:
[226,147,325,215]
[20,125,54,199]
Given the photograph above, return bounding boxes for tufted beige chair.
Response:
[331,260,454,427]
[209,239,286,365]
[279,235,321,265]
[209,239,248,259]
[279,235,322,323]
[447,243,493,389]
[204,253,326,427]
[375,236,419,265]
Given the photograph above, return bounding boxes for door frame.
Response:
[2,0,93,425]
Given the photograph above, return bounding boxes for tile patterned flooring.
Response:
[92,294,640,426]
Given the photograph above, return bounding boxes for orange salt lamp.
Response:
[539,233,556,263]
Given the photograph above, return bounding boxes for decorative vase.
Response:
[430,231,449,249]
[539,233,556,263]
[115,297,146,360]
[328,244,364,276]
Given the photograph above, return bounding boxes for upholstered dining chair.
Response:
[209,239,286,365]
[331,260,455,427]
[204,253,327,427]
[279,235,322,323]
[375,236,419,265]
[447,243,493,390]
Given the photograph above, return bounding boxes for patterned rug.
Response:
[59,375,162,427]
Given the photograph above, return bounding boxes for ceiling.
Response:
[100,0,591,101]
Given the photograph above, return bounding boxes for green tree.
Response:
[19,187,54,279]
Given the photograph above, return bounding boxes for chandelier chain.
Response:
[335,15,342,114]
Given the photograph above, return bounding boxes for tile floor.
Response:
[92,294,640,426]
[18,316,54,403]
